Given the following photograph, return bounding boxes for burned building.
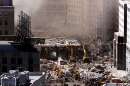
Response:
[41,38,83,61]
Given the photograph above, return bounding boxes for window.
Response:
[4,30,8,35]
[74,85,80,86]
[28,57,34,71]
[11,66,16,70]
[4,20,8,25]
[0,30,2,35]
[64,84,68,86]
[2,65,7,72]
[0,19,2,25]
[28,65,33,71]
[2,57,7,64]
[28,57,33,64]
[17,58,23,65]
[11,58,16,64]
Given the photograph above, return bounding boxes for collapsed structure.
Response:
[0,0,41,74]
[41,58,103,86]
[41,38,84,61]
[0,70,45,86]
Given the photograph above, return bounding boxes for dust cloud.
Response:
[13,0,118,42]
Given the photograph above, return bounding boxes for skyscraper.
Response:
[32,0,118,42]
[84,0,118,42]
[0,0,14,35]
[113,0,130,71]
[66,0,83,25]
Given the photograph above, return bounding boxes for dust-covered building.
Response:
[41,38,83,60]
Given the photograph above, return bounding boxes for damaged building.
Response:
[41,38,84,61]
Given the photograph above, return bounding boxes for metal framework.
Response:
[16,11,32,43]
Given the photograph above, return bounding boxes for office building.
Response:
[66,0,83,25]
[0,0,15,35]
[126,1,130,72]
[0,41,40,74]
[113,0,130,71]
[33,0,118,42]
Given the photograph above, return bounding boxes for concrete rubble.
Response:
[38,38,130,86]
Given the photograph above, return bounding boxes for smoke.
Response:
[13,0,118,42]
[13,0,43,14]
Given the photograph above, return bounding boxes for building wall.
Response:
[126,4,130,71]
[117,38,126,70]
[113,0,127,70]
[0,7,14,35]
[119,1,125,36]
[126,47,130,71]
[0,50,40,73]
[66,0,83,25]
[0,0,14,35]
[127,5,130,47]
[113,0,130,71]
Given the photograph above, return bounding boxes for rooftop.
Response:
[44,38,81,47]
[0,0,13,6]
[0,41,38,52]
[29,72,45,84]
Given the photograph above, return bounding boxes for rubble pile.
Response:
[40,57,113,86]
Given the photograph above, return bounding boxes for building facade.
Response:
[113,0,130,71]
[0,41,40,74]
[0,0,14,35]
[126,1,130,71]
[66,0,83,25]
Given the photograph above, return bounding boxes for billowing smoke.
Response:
[13,0,118,42]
